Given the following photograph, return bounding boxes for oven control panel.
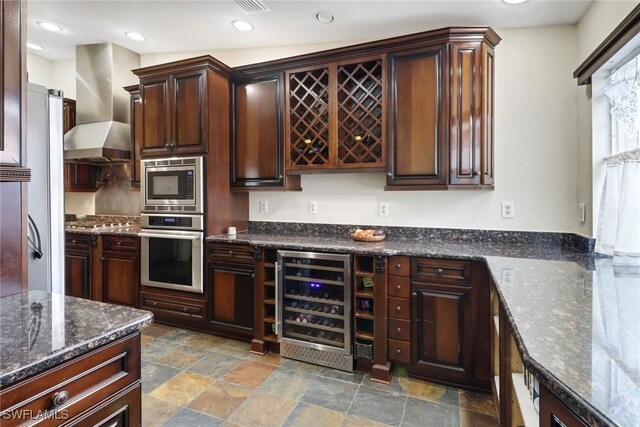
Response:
[141,213,203,231]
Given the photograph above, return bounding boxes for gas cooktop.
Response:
[65,221,134,230]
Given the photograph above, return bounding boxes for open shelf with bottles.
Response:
[353,255,376,360]
[262,250,278,344]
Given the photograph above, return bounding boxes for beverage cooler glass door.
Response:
[277,251,352,371]
[139,229,204,293]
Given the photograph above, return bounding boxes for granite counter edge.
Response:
[0,313,153,388]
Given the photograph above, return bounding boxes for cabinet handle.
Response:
[396,305,401,313]
[117,241,122,245]
[228,250,234,256]
[152,302,158,307]
[386,172,392,177]
[485,172,490,176]
[165,143,171,149]
[52,390,69,407]
[396,348,402,355]
[396,284,402,291]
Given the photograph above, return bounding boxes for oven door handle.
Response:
[138,232,201,240]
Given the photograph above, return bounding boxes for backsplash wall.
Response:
[65,164,139,215]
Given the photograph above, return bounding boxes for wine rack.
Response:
[288,68,330,168]
[285,56,385,172]
[277,251,353,372]
[354,255,376,360]
[337,60,384,167]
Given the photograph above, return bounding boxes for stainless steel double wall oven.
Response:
[140,156,205,294]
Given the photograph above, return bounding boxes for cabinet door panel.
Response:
[130,90,142,186]
[65,251,91,299]
[482,46,495,185]
[103,254,139,307]
[412,283,471,375]
[208,263,254,335]
[65,163,97,192]
[450,42,482,185]
[388,46,447,186]
[140,78,171,154]
[173,70,206,153]
[233,78,282,185]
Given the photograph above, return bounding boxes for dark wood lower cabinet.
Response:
[540,385,588,427]
[102,236,140,308]
[0,334,141,427]
[206,243,256,340]
[65,233,94,299]
[411,282,473,380]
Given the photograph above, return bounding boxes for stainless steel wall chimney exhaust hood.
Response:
[64,43,140,164]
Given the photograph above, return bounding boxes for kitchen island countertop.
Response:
[0,290,153,388]
[208,231,638,427]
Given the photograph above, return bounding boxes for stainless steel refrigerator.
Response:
[26,83,65,294]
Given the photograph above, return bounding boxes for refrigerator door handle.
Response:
[27,214,44,259]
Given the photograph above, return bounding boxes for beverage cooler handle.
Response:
[274,261,282,341]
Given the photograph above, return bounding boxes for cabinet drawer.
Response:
[389,256,410,277]
[388,318,411,341]
[388,339,411,364]
[65,234,92,251]
[387,276,410,299]
[103,235,139,252]
[140,294,205,320]
[0,334,139,427]
[411,258,471,285]
[388,297,411,320]
[208,244,255,263]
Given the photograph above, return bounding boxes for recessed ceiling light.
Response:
[26,43,44,50]
[232,20,254,32]
[502,0,529,4]
[125,31,146,41]
[315,11,334,23]
[37,21,63,32]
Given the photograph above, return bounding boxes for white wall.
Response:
[27,53,52,87]
[245,25,580,232]
[575,0,639,237]
[40,12,638,233]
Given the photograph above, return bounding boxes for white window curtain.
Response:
[596,58,640,265]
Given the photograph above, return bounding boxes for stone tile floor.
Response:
[141,323,498,427]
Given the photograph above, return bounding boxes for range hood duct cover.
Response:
[64,43,140,164]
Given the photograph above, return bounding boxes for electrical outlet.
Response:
[578,203,586,223]
[259,200,268,213]
[379,202,389,217]
[309,201,318,215]
[501,201,514,219]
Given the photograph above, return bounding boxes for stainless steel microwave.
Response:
[140,156,204,214]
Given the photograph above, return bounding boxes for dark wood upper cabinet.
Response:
[124,85,142,187]
[285,56,385,173]
[134,61,215,157]
[386,32,499,189]
[62,98,99,192]
[387,45,448,187]
[231,75,300,190]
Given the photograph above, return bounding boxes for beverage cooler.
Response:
[276,251,353,372]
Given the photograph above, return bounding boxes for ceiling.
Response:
[27,0,593,61]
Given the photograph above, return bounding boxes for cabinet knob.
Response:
[396,305,401,313]
[279,175,283,180]
[117,241,122,245]
[72,240,77,244]
[396,348,402,355]
[52,390,69,407]
[485,172,490,176]
[396,263,402,269]
[473,171,479,177]
[152,302,158,307]
[436,268,443,275]
[183,307,189,312]
[396,284,402,291]
[386,172,392,178]
[101,257,105,261]
[412,292,417,297]
[304,138,312,144]
[165,143,171,149]
[229,250,234,256]
[354,135,362,141]
[396,327,402,334]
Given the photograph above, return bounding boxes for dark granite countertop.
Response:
[208,231,636,427]
[0,291,153,388]
[64,225,141,236]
